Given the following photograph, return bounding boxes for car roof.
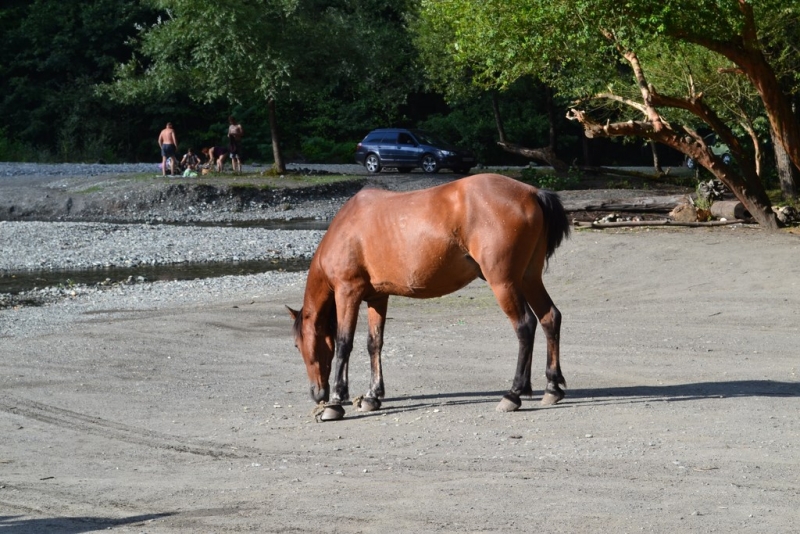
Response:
[369,128,410,133]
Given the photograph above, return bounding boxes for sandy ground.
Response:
[2,226,800,533]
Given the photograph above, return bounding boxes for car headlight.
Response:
[437,150,453,158]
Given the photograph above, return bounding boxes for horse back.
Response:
[313,174,567,297]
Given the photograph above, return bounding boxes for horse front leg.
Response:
[320,296,361,421]
[357,296,388,412]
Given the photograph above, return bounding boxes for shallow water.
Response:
[1,258,311,295]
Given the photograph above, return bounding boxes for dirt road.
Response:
[2,227,800,533]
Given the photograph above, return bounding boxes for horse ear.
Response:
[286,306,299,321]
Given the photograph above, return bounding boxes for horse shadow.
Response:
[0,513,174,534]
[348,380,800,418]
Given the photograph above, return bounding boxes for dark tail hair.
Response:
[536,189,570,261]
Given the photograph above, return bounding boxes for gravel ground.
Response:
[0,221,324,271]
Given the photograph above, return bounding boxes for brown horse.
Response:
[288,173,570,421]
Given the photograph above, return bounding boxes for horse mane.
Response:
[535,189,571,261]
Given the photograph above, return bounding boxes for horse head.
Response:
[287,305,335,403]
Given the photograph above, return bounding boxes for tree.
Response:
[415,0,800,229]
[105,0,301,171]
[413,4,570,170]
[106,0,422,171]
[0,0,158,161]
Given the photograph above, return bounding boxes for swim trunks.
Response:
[161,143,177,158]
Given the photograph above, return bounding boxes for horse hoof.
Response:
[358,397,382,412]
[320,405,345,421]
[496,395,521,412]
[541,390,564,406]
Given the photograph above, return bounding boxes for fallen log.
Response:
[579,166,677,179]
[710,200,749,220]
[573,219,753,229]
[562,195,688,213]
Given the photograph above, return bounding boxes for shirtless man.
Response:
[227,116,243,173]
[157,122,178,176]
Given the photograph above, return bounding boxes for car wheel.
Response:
[686,157,696,170]
[421,154,439,174]
[397,167,413,174]
[365,153,382,173]
[722,153,732,165]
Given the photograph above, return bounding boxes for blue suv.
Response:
[355,128,475,174]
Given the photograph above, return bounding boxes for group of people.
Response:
[157,116,244,177]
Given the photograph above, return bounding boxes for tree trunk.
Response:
[493,88,569,172]
[545,85,557,151]
[268,97,285,173]
[649,141,663,174]
[577,40,779,230]
[682,3,800,175]
[567,109,781,230]
[496,141,569,172]
[582,131,593,166]
[491,92,507,143]
[772,126,798,200]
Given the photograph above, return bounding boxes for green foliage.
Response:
[0,0,159,161]
[416,77,581,165]
[518,167,581,191]
[101,0,422,164]
[300,137,357,164]
[0,128,38,161]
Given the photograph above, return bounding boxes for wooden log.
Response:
[710,200,748,220]
[573,219,752,229]
[562,195,688,213]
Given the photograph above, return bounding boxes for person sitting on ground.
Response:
[157,122,178,177]
[180,148,200,171]
[201,146,229,172]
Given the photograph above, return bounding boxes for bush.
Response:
[0,128,46,161]
[300,137,357,163]
[518,166,581,190]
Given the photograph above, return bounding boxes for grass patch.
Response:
[114,171,362,188]
[75,185,104,194]
[767,188,800,208]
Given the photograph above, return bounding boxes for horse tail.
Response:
[535,189,570,261]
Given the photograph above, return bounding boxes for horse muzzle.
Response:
[309,384,329,403]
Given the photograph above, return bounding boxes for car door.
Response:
[396,131,421,167]
[376,133,402,166]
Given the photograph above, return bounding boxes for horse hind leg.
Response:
[488,283,536,413]
[524,280,566,406]
[357,297,388,413]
